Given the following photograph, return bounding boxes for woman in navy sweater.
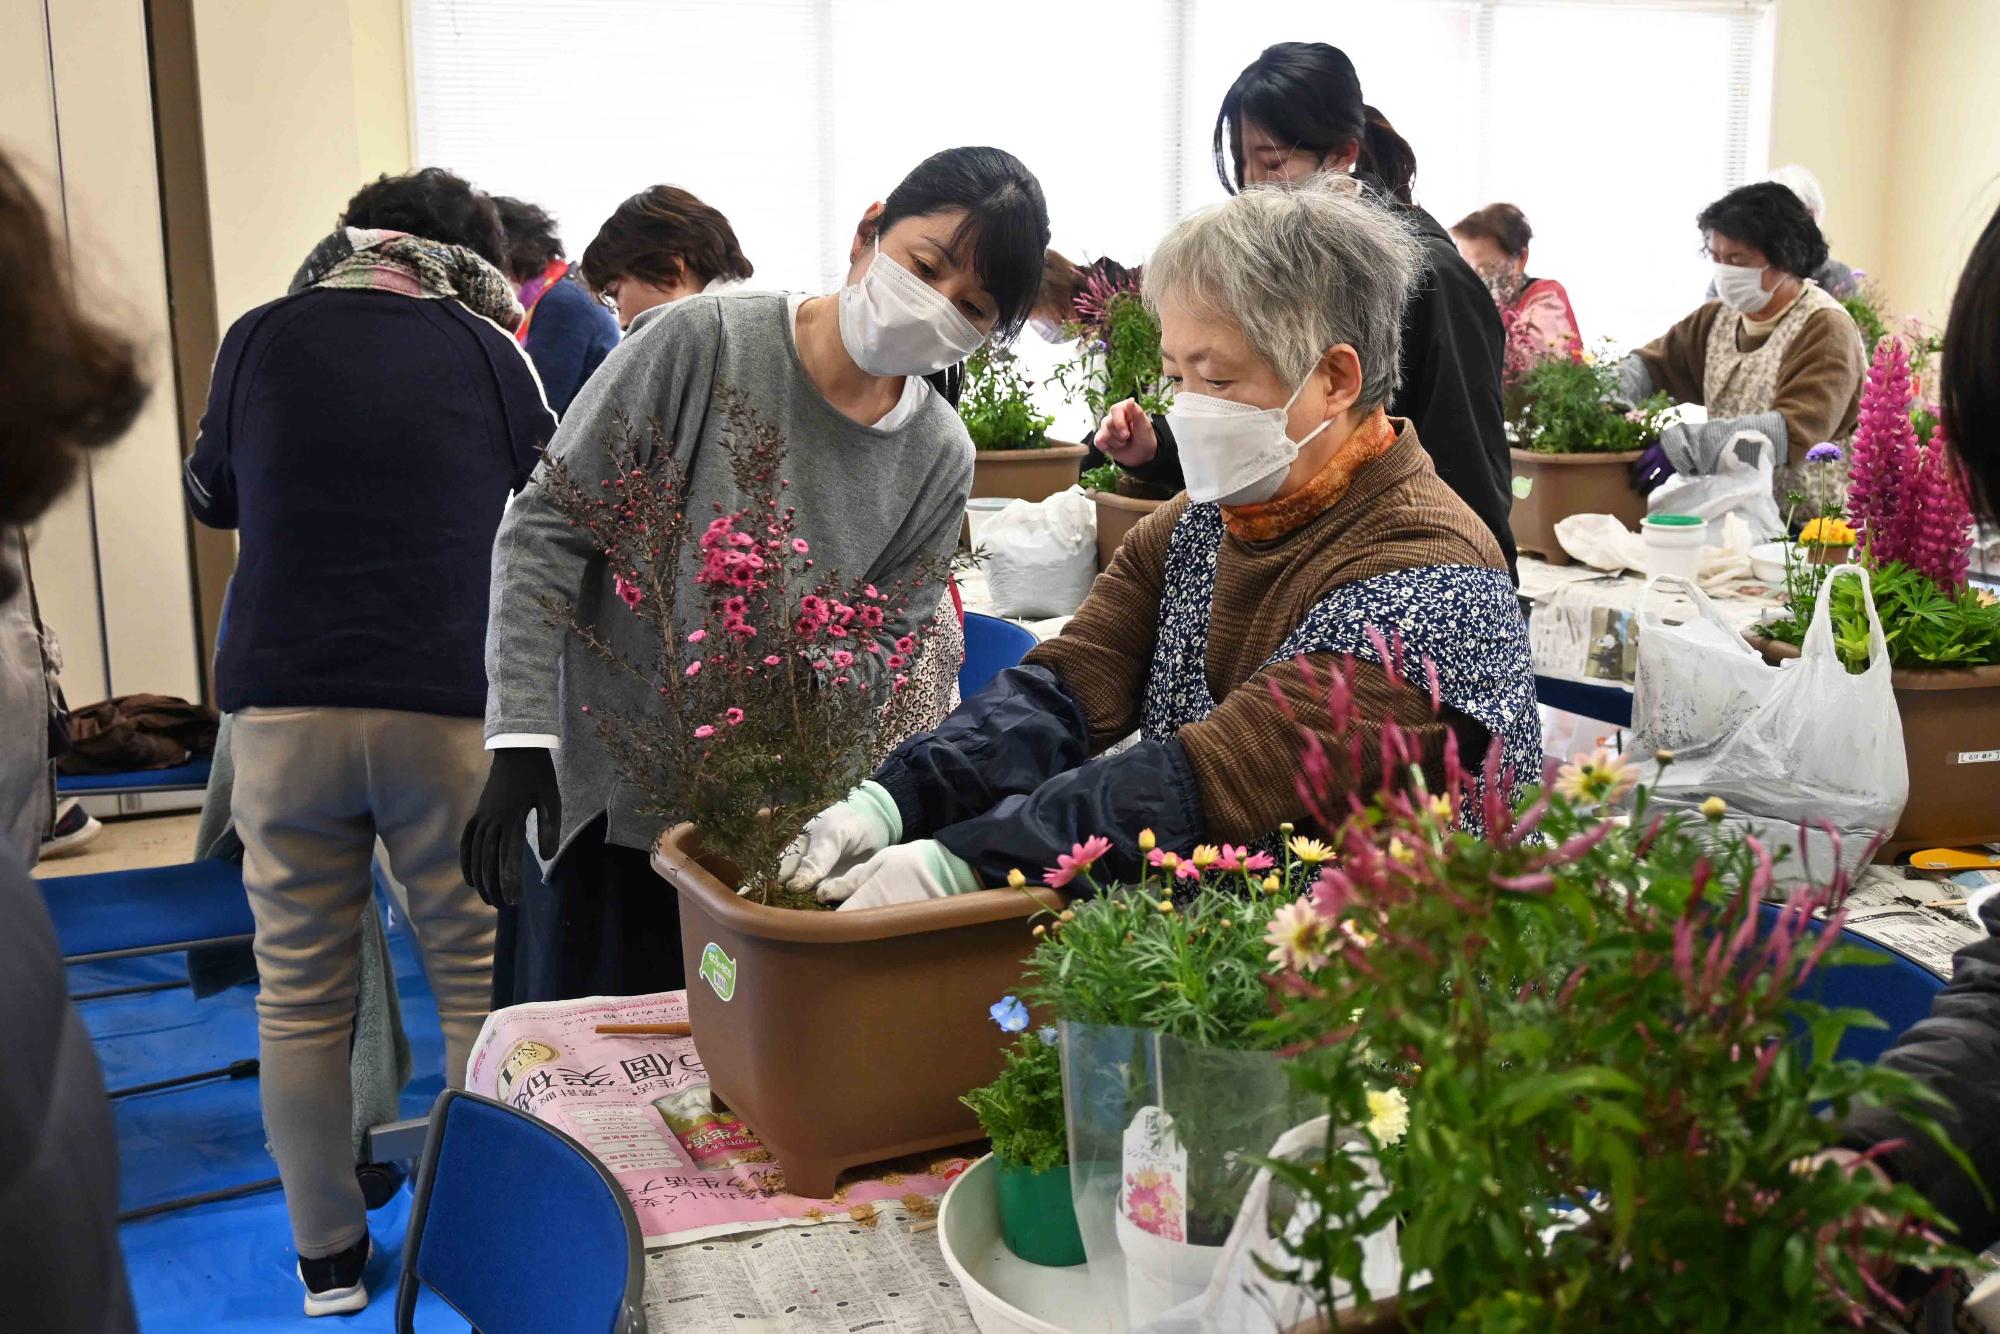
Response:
[494,195,621,417]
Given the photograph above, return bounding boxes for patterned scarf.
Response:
[288,227,523,331]
[1220,408,1397,542]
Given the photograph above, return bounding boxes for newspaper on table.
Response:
[1518,559,1781,686]
[465,992,970,1247]
[643,1214,978,1333]
[1839,866,1992,978]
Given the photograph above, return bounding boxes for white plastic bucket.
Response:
[1642,513,1707,583]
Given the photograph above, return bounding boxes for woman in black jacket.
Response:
[1839,201,2000,1253]
[1092,41,1514,573]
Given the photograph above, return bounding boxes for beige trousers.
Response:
[232,707,495,1258]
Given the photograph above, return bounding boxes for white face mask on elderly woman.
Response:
[838,239,986,377]
[1712,262,1772,314]
[1165,377,1333,506]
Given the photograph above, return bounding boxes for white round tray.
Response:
[939,1155,1125,1334]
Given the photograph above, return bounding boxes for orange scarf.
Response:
[1220,409,1395,542]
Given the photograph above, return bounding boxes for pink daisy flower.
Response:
[1043,835,1113,889]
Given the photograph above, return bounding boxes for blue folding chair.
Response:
[960,611,1040,698]
[1760,902,1946,1064]
[57,756,214,818]
[398,1089,646,1334]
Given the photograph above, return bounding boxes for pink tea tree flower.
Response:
[534,390,944,901]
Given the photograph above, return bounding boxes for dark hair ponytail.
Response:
[1358,105,1417,206]
[874,145,1050,406]
[1942,201,2000,519]
[1213,42,1418,205]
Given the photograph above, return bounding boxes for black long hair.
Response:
[1213,42,1418,205]
[1695,182,1829,279]
[1943,200,2000,519]
[873,146,1050,405]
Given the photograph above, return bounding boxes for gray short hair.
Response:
[1143,181,1425,410]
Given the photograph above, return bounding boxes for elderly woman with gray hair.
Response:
[783,183,1541,908]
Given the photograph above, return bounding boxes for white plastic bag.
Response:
[981,490,1097,619]
[1134,1116,1399,1334]
[1648,427,1784,539]
[1629,566,1908,886]
[1554,512,1754,589]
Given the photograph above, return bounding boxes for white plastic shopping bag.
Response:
[1134,1116,1399,1334]
[1648,427,1784,539]
[981,490,1097,619]
[1629,566,1908,887]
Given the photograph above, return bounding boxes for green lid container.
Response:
[1644,513,1706,527]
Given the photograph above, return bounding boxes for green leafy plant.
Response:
[958,346,1054,451]
[1079,463,1122,494]
[1258,658,1967,1331]
[961,1002,1068,1174]
[1051,289,1172,424]
[1511,354,1675,455]
[1765,559,2000,671]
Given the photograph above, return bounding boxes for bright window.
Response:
[412,0,1773,433]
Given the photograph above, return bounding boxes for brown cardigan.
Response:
[1026,417,1505,839]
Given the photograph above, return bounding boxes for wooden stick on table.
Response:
[593,1022,692,1036]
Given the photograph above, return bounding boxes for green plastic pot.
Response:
[993,1158,1086,1267]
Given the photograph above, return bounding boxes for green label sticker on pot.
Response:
[1511,475,1533,499]
[699,943,737,1002]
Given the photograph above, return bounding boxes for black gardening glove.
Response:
[460,747,561,907]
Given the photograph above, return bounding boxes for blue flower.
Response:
[989,995,1029,1033]
[1036,1026,1058,1047]
[1806,442,1844,463]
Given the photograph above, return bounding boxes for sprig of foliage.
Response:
[537,391,940,901]
[1052,290,1172,423]
[958,346,1053,451]
[1512,355,1675,455]
[1765,558,2000,671]
[961,1025,1068,1174]
[1257,660,1968,1330]
[1079,463,1122,494]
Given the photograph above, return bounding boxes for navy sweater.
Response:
[523,275,621,416]
[185,288,555,717]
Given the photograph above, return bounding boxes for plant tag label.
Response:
[1121,1105,1189,1242]
[1955,749,2000,766]
[1511,475,1534,500]
[699,942,737,1002]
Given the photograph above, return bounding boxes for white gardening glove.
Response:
[823,840,982,911]
[776,780,903,893]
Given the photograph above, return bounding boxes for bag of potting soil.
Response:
[983,491,1096,620]
[1060,1023,1317,1328]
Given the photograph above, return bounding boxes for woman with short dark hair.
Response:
[492,195,620,416]
[1451,202,1581,360]
[1094,41,1516,572]
[579,184,754,330]
[1618,180,1867,501]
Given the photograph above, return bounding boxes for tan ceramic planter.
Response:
[1088,490,1168,571]
[969,442,1088,503]
[1750,636,2000,855]
[656,824,1057,1198]
[1509,448,1646,566]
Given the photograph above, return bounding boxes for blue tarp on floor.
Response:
[77,910,473,1331]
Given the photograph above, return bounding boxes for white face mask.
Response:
[1164,376,1332,506]
[837,239,986,377]
[1713,262,1772,314]
[1030,314,1069,344]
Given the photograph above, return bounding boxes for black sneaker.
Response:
[298,1235,371,1317]
[39,798,101,859]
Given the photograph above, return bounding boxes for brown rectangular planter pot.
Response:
[1749,637,2000,855]
[1088,489,1167,571]
[1510,447,1646,566]
[656,824,1058,1199]
[969,442,1088,502]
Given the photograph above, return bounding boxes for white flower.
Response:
[1264,900,1330,973]
[1365,1087,1409,1146]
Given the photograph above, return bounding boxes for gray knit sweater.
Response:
[485,291,974,855]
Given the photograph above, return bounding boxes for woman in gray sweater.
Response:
[466,146,1050,1003]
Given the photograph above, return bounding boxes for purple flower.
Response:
[1805,442,1843,463]
[989,995,1029,1033]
